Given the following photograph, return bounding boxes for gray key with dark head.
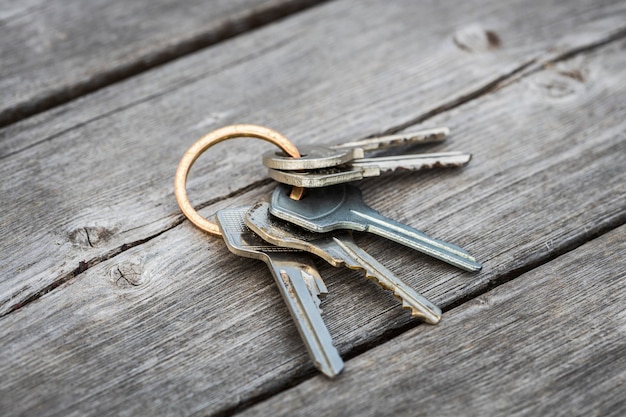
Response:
[269,184,482,272]
[246,202,442,324]
[216,207,343,378]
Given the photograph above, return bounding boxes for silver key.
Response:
[263,127,450,171]
[246,202,442,324]
[269,184,482,272]
[332,127,450,151]
[216,207,343,378]
[268,152,471,188]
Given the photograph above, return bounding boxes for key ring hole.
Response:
[174,124,300,237]
[274,150,308,158]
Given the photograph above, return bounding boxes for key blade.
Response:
[217,207,343,378]
[247,202,441,324]
[349,209,482,272]
[268,152,470,187]
[351,152,472,176]
[331,237,442,324]
[264,127,451,173]
[270,261,344,378]
[330,127,450,151]
[270,184,482,272]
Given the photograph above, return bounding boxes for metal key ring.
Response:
[174,124,300,236]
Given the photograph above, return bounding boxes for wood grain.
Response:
[238,225,626,417]
[1,21,625,417]
[0,0,325,126]
[1,0,625,315]
[1,0,626,416]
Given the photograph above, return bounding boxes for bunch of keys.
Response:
[262,126,471,194]
[174,125,481,378]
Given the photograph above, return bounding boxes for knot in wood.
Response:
[68,226,115,248]
[111,263,145,288]
[453,24,501,53]
[530,70,584,100]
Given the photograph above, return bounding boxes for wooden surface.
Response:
[241,225,626,417]
[1,0,625,416]
[0,0,324,127]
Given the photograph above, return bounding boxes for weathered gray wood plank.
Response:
[0,0,324,126]
[1,0,625,316]
[238,225,626,417]
[0,25,625,417]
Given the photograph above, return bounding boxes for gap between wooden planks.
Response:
[0,0,327,127]
[238,225,626,417]
[0,0,625,416]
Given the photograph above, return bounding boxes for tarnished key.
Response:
[269,184,482,272]
[216,207,343,378]
[268,152,471,188]
[246,202,442,324]
[263,127,450,171]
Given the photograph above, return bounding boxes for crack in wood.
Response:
[113,264,144,288]
[84,227,94,248]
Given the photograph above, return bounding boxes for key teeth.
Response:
[347,264,440,323]
[398,292,441,324]
[301,270,326,314]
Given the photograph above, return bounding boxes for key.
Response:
[267,152,471,188]
[246,202,442,324]
[332,127,450,151]
[216,207,344,378]
[263,127,450,171]
[269,184,482,272]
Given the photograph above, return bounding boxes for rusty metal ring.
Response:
[174,124,300,236]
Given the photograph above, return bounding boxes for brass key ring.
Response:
[174,124,300,236]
